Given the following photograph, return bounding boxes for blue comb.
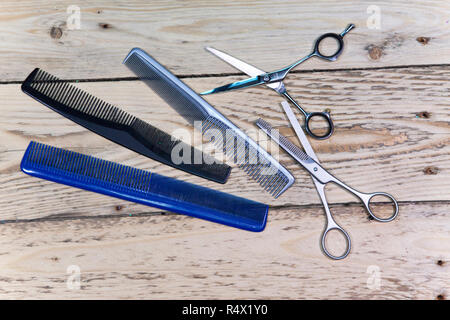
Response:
[20,141,268,231]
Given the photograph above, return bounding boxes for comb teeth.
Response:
[123,50,209,124]
[202,116,293,198]
[256,118,311,161]
[23,141,153,193]
[21,141,269,232]
[21,68,232,184]
[26,69,135,126]
[123,48,294,198]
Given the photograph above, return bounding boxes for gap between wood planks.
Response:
[1,200,447,225]
[1,63,450,85]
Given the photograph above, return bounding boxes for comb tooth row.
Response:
[123,49,294,197]
[22,68,232,184]
[256,119,310,161]
[202,116,291,198]
[24,141,153,193]
[123,54,182,108]
[21,141,269,232]
[28,69,135,126]
[123,53,208,123]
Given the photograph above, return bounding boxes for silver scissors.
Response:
[256,101,399,260]
[201,24,355,140]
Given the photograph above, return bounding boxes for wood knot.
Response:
[366,34,404,61]
[115,205,123,211]
[99,22,112,29]
[423,166,439,175]
[436,294,445,300]
[50,26,63,39]
[437,260,445,266]
[368,45,383,60]
[416,111,431,118]
[416,37,430,45]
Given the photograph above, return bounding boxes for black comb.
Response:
[21,68,231,184]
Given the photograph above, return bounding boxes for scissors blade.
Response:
[279,101,319,163]
[201,75,262,95]
[255,118,330,185]
[279,101,329,207]
[205,47,281,91]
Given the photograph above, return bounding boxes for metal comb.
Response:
[256,118,312,162]
[123,48,294,198]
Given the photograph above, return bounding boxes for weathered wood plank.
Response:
[1,0,448,302]
[0,0,449,81]
[0,66,449,221]
[0,202,448,299]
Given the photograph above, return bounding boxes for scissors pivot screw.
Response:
[263,74,271,82]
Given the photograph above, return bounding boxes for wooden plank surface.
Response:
[0,202,448,299]
[0,0,449,81]
[0,0,449,300]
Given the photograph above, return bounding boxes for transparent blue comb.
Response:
[20,141,268,231]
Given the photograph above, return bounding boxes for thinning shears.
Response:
[201,24,355,140]
[256,101,399,260]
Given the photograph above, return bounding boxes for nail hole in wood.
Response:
[416,111,431,118]
[99,22,112,29]
[416,37,430,45]
[50,26,63,39]
[423,166,439,175]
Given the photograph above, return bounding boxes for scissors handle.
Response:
[356,191,399,222]
[313,33,344,61]
[305,112,334,140]
[282,91,334,140]
[308,160,399,222]
[325,174,399,222]
[312,24,355,62]
[315,181,351,260]
[317,180,397,260]
[278,23,355,76]
[321,221,351,260]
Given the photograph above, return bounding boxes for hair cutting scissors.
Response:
[256,101,399,260]
[201,24,355,140]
